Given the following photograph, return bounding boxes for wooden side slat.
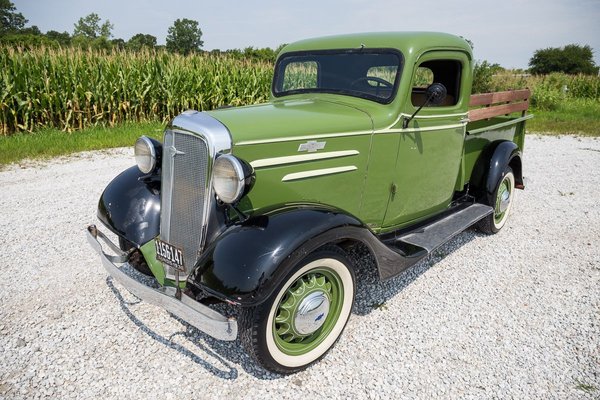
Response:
[469,89,530,106]
[468,101,529,122]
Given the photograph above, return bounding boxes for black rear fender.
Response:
[485,141,523,194]
[471,140,524,199]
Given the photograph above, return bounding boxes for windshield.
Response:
[273,49,403,104]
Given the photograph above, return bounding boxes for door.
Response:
[382,51,470,229]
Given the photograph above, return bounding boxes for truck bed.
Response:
[462,89,532,189]
[466,89,532,134]
[465,88,531,140]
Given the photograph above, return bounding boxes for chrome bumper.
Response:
[86,225,237,341]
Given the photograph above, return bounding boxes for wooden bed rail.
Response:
[468,89,531,122]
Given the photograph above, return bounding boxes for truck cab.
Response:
[87,32,531,373]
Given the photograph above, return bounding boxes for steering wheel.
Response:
[351,76,393,96]
[351,76,394,88]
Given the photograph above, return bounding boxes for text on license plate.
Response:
[155,238,185,270]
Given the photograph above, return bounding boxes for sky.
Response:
[13,0,600,69]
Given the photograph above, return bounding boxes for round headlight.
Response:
[134,136,156,174]
[213,154,245,204]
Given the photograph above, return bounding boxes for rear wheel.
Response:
[477,167,515,234]
[240,246,355,374]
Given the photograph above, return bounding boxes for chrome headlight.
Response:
[134,136,157,174]
[213,154,246,204]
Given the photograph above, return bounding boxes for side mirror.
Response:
[402,82,448,128]
[425,83,447,105]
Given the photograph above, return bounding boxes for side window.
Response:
[411,60,462,107]
[282,61,318,91]
[413,67,434,88]
[362,65,398,99]
[366,66,398,85]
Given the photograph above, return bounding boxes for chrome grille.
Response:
[161,130,209,277]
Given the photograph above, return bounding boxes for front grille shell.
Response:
[160,111,232,279]
[161,131,210,277]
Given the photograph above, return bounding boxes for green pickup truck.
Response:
[87,32,531,373]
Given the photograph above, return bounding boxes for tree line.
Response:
[1,0,597,73]
[0,0,282,61]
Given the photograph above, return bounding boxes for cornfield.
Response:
[476,69,600,111]
[0,46,273,135]
[2,45,599,135]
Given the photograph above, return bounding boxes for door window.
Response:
[411,60,462,107]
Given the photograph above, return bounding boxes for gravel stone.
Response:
[0,136,599,399]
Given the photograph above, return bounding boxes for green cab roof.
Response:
[280,31,472,59]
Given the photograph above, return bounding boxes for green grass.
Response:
[0,122,163,167]
[528,99,600,136]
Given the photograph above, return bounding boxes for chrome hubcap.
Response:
[294,291,330,335]
[499,188,511,213]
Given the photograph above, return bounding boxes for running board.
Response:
[396,203,493,252]
[377,204,492,280]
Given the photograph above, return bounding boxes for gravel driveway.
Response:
[1,135,599,399]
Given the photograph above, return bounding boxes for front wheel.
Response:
[239,246,355,374]
[477,167,516,234]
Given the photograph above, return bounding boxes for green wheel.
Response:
[477,167,516,234]
[240,246,355,373]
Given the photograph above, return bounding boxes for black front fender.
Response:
[187,205,366,306]
[97,166,161,247]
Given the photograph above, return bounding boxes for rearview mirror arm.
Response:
[402,82,448,129]
[402,95,433,129]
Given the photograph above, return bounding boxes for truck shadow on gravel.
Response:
[350,229,481,315]
[106,279,240,380]
[106,228,482,380]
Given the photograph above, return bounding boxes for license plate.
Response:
[155,238,185,271]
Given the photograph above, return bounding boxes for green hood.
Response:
[206,98,373,145]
